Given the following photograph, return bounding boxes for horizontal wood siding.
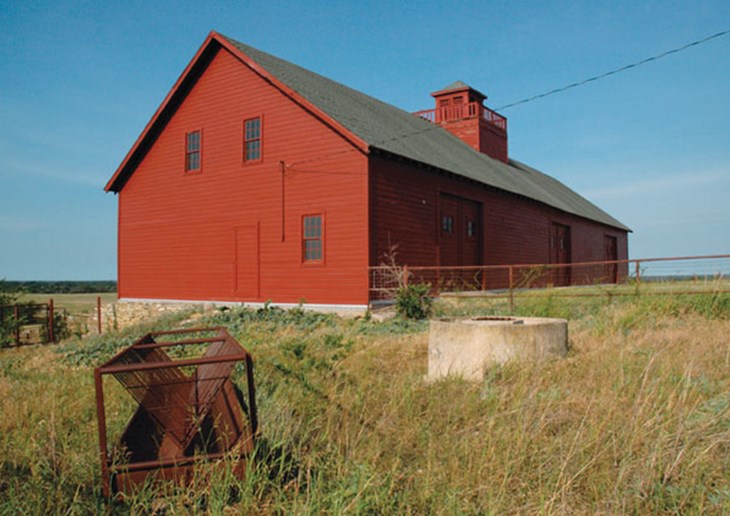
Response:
[119,47,369,305]
[370,155,628,282]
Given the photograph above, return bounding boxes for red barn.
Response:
[105,31,629,310]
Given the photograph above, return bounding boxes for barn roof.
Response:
[107,32,629,232]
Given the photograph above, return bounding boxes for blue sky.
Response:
[1,0,729,280]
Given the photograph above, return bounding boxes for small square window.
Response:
[303,214,323,262]
[244,117,262,162]
[185,130,201,172]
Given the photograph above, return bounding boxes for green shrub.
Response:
[395,283,433,320]
[1,280,20,347]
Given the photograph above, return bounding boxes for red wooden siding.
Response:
[369,154,628,279]
[438,118,508,164]
[118,47,369,305]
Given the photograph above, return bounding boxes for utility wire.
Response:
[495,28,730,111]
[288,28,730,169]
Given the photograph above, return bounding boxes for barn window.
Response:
[302,214,323,262]
[466,220,475,237]
[185,130,201,172]
[442,215,453,233]
[244,117,262,162]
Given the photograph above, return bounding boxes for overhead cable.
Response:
[495,28,730,111]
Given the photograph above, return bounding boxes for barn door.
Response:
[439,195,460,267]
[550,222,571,286]
[460,199,481,267]
[604,235,618,284]
[234,224,260,298]
[439,194,483,267]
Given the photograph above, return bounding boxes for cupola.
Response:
[414,81,508,163]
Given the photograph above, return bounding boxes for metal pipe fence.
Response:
[0,301,66,346]
[369,254,730,308]
[0,295,105,346]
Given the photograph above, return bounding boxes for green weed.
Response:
[1,294,729,513]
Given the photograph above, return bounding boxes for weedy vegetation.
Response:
[1,291,729,513]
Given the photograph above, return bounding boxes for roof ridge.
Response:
[108,31,629,231]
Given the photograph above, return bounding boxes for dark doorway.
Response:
[439,194,482,267]
[550,222,571,286]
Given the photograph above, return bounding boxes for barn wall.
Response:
[370,154,628,281]
[118,46,369,305]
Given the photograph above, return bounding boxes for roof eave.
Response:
[105,31,222,193]
[106,31,369,193]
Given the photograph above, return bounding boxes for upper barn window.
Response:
[185,130,201,172]
[244,117,262,162]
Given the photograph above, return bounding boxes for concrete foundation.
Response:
[428,316,568,381]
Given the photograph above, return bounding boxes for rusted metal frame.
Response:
[111,369,194,448]
[95,327,256,497]
[13,305,20,345]
[99,334,157,369]
[47,299,55,343]
[368,256,730,297]
[194,367,200,421]
[245,353,258,436]
[108,451,247,473]
[508,266,515,312]
[368,254,730,274]
[472,289,730,300]
[94,368,112,498]
[146,326,227,337]
[100,355,247,375]
[133,336,227,349]
[119,373,233,392]
[631,253,730,264]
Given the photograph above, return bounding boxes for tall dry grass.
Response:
[0,295,729,513]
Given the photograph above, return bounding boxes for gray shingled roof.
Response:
[223,34,629,231]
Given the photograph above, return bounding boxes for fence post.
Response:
[97,296,102,334]
[13,304,20,345]
[48,298,55,343]
[403,265,409,288]
[481,267,487,291]
[635,260,641,296]
[509,266,515,313]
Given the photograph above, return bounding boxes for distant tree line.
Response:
[4,281,117,294]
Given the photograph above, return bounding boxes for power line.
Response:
[287,28,730,169]
[495,28,730,111]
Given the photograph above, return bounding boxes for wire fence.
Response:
[0,301,65,346]
[0,296,105,347]
[369,254,730,308]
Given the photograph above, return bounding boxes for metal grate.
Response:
[94,327,258,497]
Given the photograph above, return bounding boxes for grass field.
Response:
[1,291,729,513]
[17,292,118,314]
